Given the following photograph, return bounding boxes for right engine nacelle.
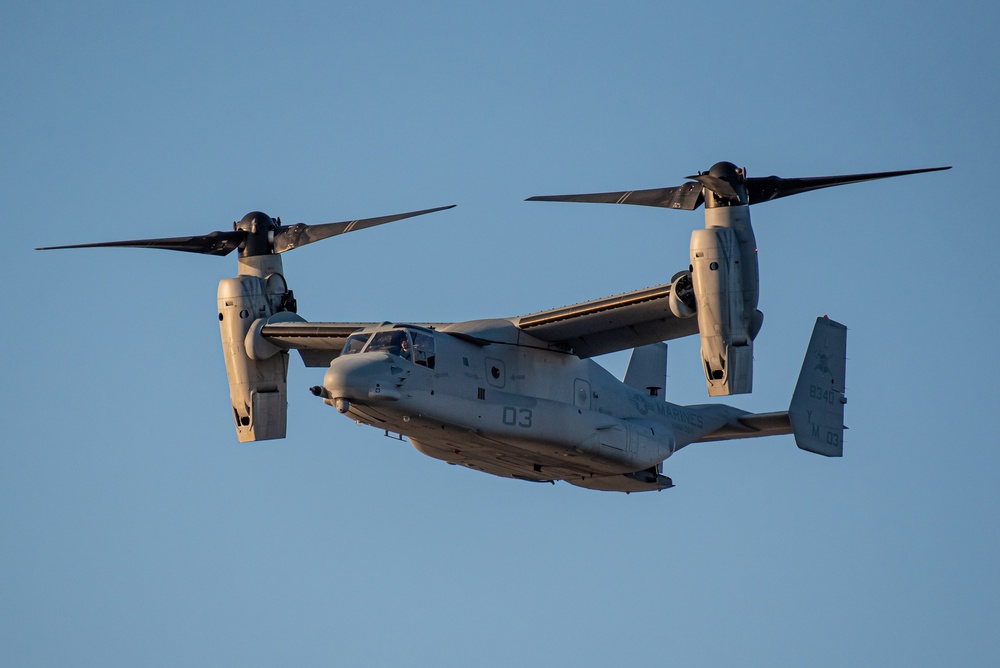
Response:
[690,225,758,396]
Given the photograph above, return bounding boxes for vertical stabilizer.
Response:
[789,317,848,456]
[624,343,667,397]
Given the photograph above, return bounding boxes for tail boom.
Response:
[687,317,847,455]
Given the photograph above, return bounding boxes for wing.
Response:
[513,282,699,358]
[259,321,373,366]
[260,282,698,366]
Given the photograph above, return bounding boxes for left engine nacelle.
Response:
[218,261,298,442]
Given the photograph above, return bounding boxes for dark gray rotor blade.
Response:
[527,182,703,210]
[746,166,951,204]
[36,230,246,256]
[272,204,455,253]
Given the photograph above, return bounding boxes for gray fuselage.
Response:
[320,320,739,489]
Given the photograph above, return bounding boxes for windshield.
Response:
[355,328,436,368]
[366,330,412,359]
[341,333,371,356]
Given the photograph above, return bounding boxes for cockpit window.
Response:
[366,330,412,359]
[357,328,435,367]
[341,333,371,356]
[412,332,435,369]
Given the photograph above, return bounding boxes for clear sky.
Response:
[3,1,997,665]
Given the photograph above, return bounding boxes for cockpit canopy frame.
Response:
[340,326,436,369]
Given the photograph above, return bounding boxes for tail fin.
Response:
[789,317,848,456]
[624,343,668,397]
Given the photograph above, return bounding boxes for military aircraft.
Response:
[37,162,949,492]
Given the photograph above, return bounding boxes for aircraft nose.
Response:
[323,354,404,403]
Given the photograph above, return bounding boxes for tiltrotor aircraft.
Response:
[38,162,949,492]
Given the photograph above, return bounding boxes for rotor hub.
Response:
[235,211,279,256]
[708,161,744,182]
[702,161,748,207]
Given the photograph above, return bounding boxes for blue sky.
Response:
[3,1,998,665]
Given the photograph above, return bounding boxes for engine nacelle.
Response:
[218,255,297,442]
[690,219,758,396]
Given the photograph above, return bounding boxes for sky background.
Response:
[3,1,998,665]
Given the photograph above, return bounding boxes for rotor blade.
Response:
[272,204,456,253]
[526,182,703,210]
[746,166,951,204]
[36,230,246,256]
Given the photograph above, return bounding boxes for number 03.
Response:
[502,407,532,428]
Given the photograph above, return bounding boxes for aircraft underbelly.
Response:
[341,394,667,483]
[409,426,606,481]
